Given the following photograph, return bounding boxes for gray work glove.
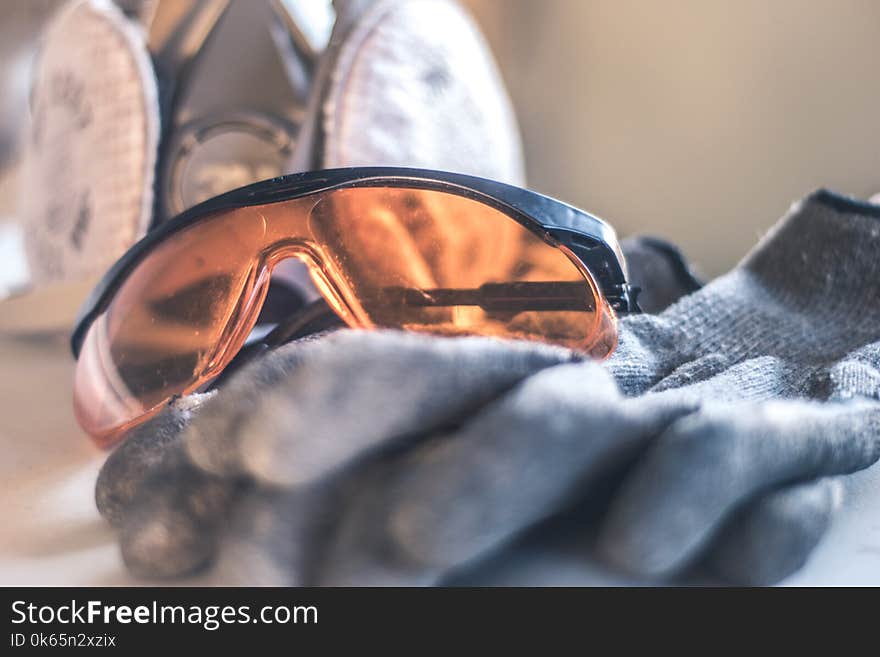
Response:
[96,190,880,585]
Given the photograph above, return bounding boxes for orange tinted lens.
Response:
[308,187,606,350]
[75,185,613,445]
[73,208,282,446]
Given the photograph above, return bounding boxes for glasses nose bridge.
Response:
[246,191,321,263]
[260,237,322,271]
[257,236,370,330]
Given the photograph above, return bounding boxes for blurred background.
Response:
[2,0,880,287]
[466,0,880,276]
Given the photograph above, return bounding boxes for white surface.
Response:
[785,464,880,585]
[0,222,28,297]
[0,333,132,585]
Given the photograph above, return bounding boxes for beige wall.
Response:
[464,0,880,276]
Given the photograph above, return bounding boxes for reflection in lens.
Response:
[73,209,277,445]
[308,187,603,349]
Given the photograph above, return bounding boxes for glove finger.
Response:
[119,457,236,579]
[705,478,842,586]
[205,487,328,586]
[313,362,695,585]
[95,393,213,527]
[597,400,880,577]
[191,329,578,488]
[181,334,323,478]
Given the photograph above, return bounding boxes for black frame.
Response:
[71,167,638,357]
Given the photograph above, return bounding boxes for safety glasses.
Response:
[71,167,639,446]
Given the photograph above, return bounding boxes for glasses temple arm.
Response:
[375,281,600,313]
